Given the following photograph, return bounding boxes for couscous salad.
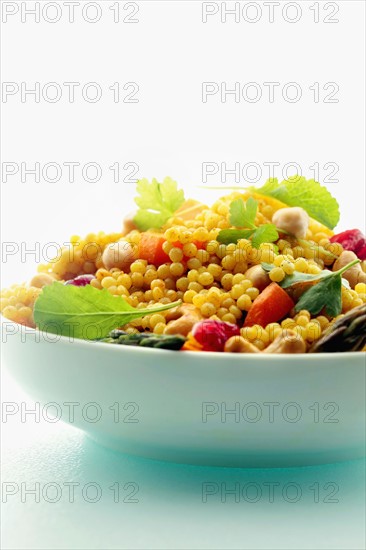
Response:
[1,176,366,353]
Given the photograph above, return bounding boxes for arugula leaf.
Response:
[252,176,340,229]
[230,197,257,228]
[34,282,180,340]
[294,259,359,316]
[217,229,255,245]
[133,177,185,231]
[261,263,332,289]
[262,262,352,290]
[262,259,360,317]
[251,224,279,249]
[295,274,342,317]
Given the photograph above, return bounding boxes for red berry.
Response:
[192,319,240,352]
[357,244,366,260]
[65,274,95,286]
[330,229,366,260]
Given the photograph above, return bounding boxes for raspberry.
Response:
[192,319,240,352]
[64,274,95,286]
[330,229,366,260]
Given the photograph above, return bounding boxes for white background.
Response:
[1,1,366,549]
[1,0,366,286]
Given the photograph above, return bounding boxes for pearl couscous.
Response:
[1,177,366,353]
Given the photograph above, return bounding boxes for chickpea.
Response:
[122,212,137,235]
[102,240,139,271]
[224,336,260,353]
[244,265,270,292]
[333,250,366,289]
[30,273,56,288]
[272,207,309,239]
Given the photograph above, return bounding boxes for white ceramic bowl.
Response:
[1,316,365,467]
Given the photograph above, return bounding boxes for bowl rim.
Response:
[1,315,365,363]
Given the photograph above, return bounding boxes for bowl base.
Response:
[87,434,366,468]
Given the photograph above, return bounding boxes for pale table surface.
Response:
[1,369,365,550]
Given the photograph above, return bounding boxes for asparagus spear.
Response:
[98,330,186,350]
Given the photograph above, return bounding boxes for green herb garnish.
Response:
[34,282,181,340]
[297,239,338,260]
[251,224,280,249]
[262,259,360,316]
[133,177,185,231]
[217,229,255,244]
[296,273,343,317]
[252,176,340,229]
[261,263,334,289]
[217,197,279,248]
[230,196,257,228]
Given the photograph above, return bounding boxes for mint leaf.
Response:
[253,176,340,229]
[34,282,180,340]
[251,224,279,249]
[133,177,185,231]
[295,274,342,317]
[230,197,257,228]
[217,229,255,245]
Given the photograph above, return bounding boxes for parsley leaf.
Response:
[217,225,278,248]
[251,224,279,249]
[252,176,340,229]
[218,197,279,247]
[230,197,257,228]
[34,282,181,340]
[133,177,185,231]
[217,229,255,245]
